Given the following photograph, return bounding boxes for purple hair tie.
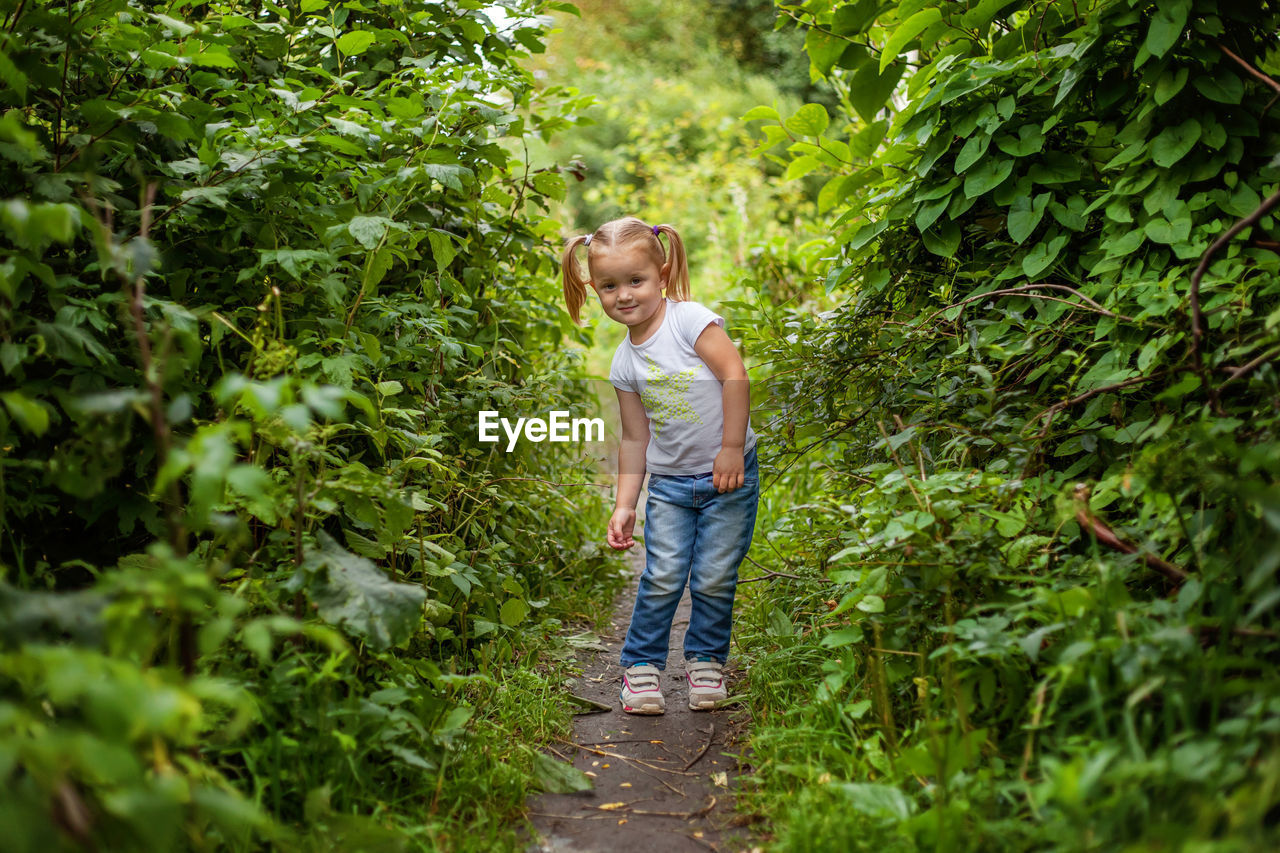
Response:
[652,225,660,236]
[584,233,592,246]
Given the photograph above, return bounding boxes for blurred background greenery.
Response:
[523,0,835,377]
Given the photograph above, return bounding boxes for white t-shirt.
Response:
[609,298,757,475]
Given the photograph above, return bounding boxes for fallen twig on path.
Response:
[565,693,611,714]
[683,724,715,772]
[528,811,614,821]
[680,830,718,851]
[585,796,717,820]
[578,737,666,746]
[558,740,689,795]
[559,739,700,776]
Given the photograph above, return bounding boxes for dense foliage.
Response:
[0,0,615,849]
[733,0,1280,849]
[6,0,1279,848]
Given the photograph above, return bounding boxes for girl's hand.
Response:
[607,507,637,550]
[712,447,745,493]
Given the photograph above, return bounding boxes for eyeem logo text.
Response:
[478,410,605,452]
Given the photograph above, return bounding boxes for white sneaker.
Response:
[620,664,665,715]
[685,658,727,710]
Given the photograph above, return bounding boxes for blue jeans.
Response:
[620,445,760,669]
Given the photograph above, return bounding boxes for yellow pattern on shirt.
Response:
[639,354,702,437]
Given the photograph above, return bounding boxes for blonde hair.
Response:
[561,216,691,325]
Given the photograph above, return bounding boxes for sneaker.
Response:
[620,663,665,715]
[685,658,727,710]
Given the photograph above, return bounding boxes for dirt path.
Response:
[527,547,749,852]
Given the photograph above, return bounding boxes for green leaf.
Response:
[806,28,847,76]
[848,60,904,124]
[915,194,951,234]
[336,30,377,56]
[954,133,992,173]
[348,215,392,250]
[818,174,851,214]
[995,124,1045,157]
[293,532,426,649]
[856,594,885,614]
[921,220,961,257]
[785,154,824,181]
[140,48,182,70]
[741,105,781,122]
[1103,227,1146,259]
[1154,67,1189,105]
[963,157,1013,198]
[316,134,364,155]
[1077,349,1136,393]
[531,171,566,201]
[422,163,471,192]
[1145,0,1190,59]
[880,8,943,72]
[1021,231,1068,278]
[151,12,195,36]
[1007,192,1051,244]
[531,751,593,794]
[427,230,458,274]
[187,424,236,525]
[833,0,880,34]
[1194,70,1244,104]
[1144,215,1192,245]
[1150,119,1200,168]
[983,509,1026,538]
[188,48,239,70]
[0,46,29,99]
[784,104,829,137]
[962,0,1021,30]
[2,391,50,436]
[500,598,530,627]
[836,783,915,820]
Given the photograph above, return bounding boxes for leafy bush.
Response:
[0,0,615,848]
[736,0,1280,849]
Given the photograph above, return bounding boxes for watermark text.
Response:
[478,410,605,452]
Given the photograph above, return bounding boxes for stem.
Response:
[1189,186,1280,403]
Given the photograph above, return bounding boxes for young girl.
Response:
[561,216,759,714]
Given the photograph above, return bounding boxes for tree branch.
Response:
[927,283,1140,326]
[1189,186,1280,389]
[1216,42,1280,94]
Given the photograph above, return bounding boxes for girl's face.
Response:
[588,242,669,337]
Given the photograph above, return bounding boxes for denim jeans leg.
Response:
[619,475,697,670]
[684,447,759,663]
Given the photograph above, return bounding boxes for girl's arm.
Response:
[694,323,750,492]
[608,388,649,549]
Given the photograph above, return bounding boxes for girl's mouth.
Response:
[618,305,637,312]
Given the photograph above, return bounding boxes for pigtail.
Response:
[653,224,690,302]
[560,235,591,325]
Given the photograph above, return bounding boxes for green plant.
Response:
[735,0,1280,849]
[0,0,617,848]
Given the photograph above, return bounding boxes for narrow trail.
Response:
[527,547,750,852]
